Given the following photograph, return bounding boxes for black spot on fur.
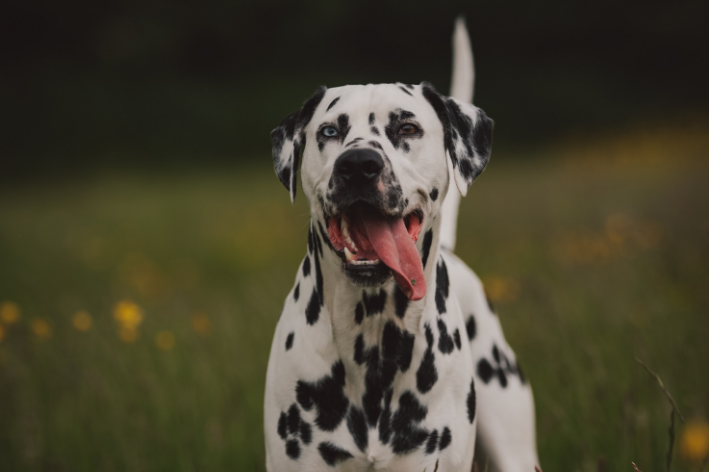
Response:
[425,429,438,454]
[278,403,313,456]
[405,83,414,89]
[421,83,454,158]
[453,329,462,350]
[306,289,320,325]
[369,140,382,150]
[382,321,415,372]
[347,406,368,452]
[326,97,340,111]
[399,86,413,96]
[278,412,288,439]
[386,186,401,208]
[296,361,349,431]
[437,319,454,354]
[498,369,508,387]
[421,229,434,267]
[477,344,524,387]
[435,259,449,314]
[313,227,324,257]
[467,379,476,423]
[393,285,409,319]
[318,221,333,255]
[444,99,475,177]
[346,137,363,147]
[429,188,438,201]
[286,439,301,459]
[307,225,314,254]
[359,322,414,429]
[473,109,494,163]
[369,112,375,124]
[390,391,429,454]
[384,109,423,150]
[305,231,324,323]
[371,127,380,136]
[288,403,301,434]
[294,283,300,301]
[438,427,452,451]
[318,442,353,466]
[478,358,494,383]
[310,252,323,306]
[337,114,351,141]
[285,332,294,350]
[378,389,393,444]
[416,324,438,393]
[466,315,477,340]
[355,302,364,325]
[354,334,364,365]
[362,289,387,317]
[300,421,313,445]
[302,256,311,277]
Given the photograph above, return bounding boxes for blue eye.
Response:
[322,126,338,137]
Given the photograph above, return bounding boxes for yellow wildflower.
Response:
[118,327,139,343]
[113,300,143,330]
[483,276,520,303]
[605,213,631,245]
[31,318,52,340]
[0,301,20,324]
[156,331,175,351]
[72,311,92,332]
[680,419,709,462]
[191,313,211,336]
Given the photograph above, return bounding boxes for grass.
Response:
[0,125,708,471]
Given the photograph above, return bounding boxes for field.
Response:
[1,124,708,471]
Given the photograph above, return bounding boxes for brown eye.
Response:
[399,124,419,135]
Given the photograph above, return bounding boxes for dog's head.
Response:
[271,83,493,301]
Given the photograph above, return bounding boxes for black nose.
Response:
[333,148,384,186]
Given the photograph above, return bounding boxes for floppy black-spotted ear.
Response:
[271,86,327,203]
[421,83,493,196]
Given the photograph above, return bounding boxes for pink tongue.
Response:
[359,206,427,301]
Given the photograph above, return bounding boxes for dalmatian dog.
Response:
[264,19,539,472]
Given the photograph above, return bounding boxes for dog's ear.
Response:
[421,83,493,196]
[271,87,327,203]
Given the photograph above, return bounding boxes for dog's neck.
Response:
[308,214,443,352]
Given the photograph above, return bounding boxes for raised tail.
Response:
[439,16,475,252]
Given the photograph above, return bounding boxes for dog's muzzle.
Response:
[325,147,427,301]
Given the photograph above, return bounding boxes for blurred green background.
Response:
[1,0,709,471]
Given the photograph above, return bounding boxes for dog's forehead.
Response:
[316,84,434,123]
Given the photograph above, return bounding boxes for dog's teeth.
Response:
[349,258,382,265]
[341,215,357,252]
[344,247,355,262]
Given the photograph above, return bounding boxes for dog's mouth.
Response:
[327,203,426,301]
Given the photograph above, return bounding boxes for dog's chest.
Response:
[264,253,477,471]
